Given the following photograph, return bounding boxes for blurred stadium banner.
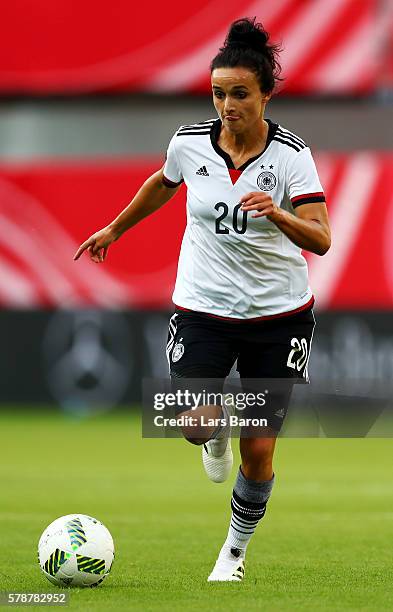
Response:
[0,0,391,95]
[0,152,392,309]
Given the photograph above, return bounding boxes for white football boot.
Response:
[207,546,245,582]
[202,395,235,483]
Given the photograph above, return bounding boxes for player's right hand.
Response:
[73,226,118,263]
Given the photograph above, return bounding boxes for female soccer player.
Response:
[74,18,331,582]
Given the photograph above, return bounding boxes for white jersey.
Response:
[163,118,325,320]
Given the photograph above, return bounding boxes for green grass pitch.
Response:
[0,408,392,611]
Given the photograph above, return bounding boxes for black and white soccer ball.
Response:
[38,514,114,587]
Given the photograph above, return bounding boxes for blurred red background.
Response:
[1,152,392,308]
[0,0,390,95]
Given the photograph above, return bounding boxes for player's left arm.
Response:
[240,194,331,256]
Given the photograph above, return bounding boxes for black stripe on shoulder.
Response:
[292,196,326,208]
[176,130,211,137]
[276,127,306,148]
[273,136,303,152]
[276,130,306,150]
[276,133,306,150]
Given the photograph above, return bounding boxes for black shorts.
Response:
[166,306,315,431]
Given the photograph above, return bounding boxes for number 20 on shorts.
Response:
[287,337,309,372]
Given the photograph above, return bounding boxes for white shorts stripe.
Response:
[166,313,178,370]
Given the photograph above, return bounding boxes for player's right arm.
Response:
[73,167,181,263]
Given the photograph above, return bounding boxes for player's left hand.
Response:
[240,192,281,221]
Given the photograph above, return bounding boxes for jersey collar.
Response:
[210,118,278,171]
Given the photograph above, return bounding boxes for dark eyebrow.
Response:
[212,85,249,91]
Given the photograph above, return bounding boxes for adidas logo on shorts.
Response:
[196,165,209,176]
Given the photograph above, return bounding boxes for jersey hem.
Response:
[173,295,315,323]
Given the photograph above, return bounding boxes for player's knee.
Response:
[179,422,210,445]
[178,405,221,445]
[241,440,274,480]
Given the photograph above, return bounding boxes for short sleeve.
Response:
[286,147,326,208]
[162,133,184,188]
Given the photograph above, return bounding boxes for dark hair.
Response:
[210,17,283,94]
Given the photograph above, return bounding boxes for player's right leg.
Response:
[166,309,237,482]
[201,393,237,483]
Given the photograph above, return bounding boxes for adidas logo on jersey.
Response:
[196,165,209,176]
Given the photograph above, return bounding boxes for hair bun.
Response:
[211,16,283,94]
[226,18,268,53]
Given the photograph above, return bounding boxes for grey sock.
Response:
[234,466,275,503]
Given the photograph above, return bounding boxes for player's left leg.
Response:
[208,308,315,582]
[207,431,278,582]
